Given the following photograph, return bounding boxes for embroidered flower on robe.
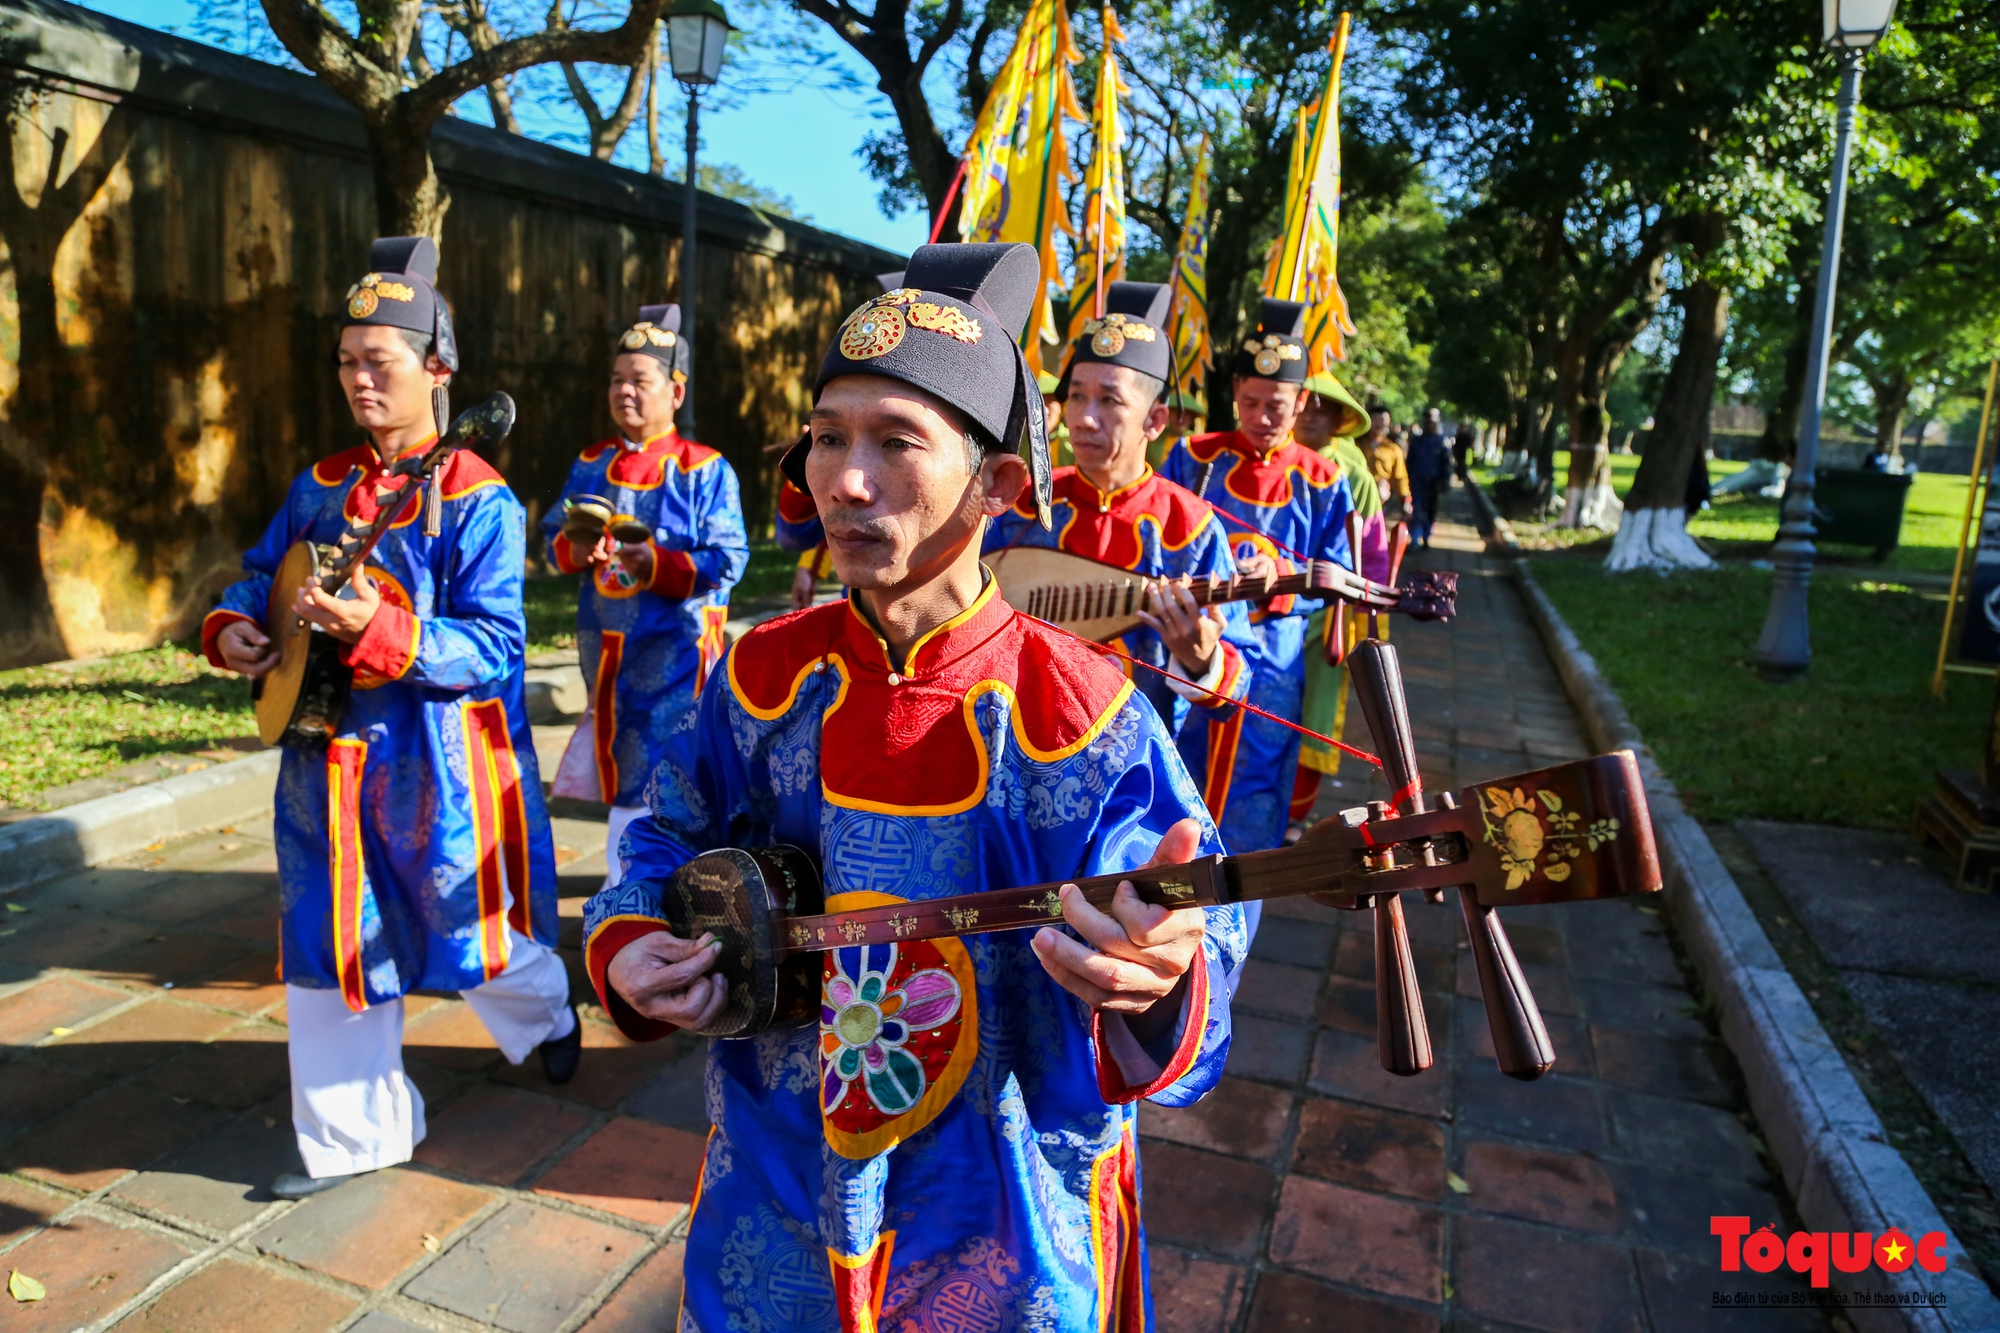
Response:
[821,943,962,1117]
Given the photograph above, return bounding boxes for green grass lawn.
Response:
[1479,451,1973,572]
[1531,554,1984,829]
[0,541,802,808]
[0,647,256,810]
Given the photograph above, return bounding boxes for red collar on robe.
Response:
[1012,466,1215,571]
[726,578,1134,816]
[576,431,722,488]
[310,443,505,527]
[1185,430,1344,510]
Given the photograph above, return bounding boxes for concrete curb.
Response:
[1465,480,1999,1328]
[0,750,281,896]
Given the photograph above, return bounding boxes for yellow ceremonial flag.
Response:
[1263,13,1355,370]
[1060,8,1129,365]
[1165,134,1213,399]
[959,0,1082,374]
[957,0,1050,250]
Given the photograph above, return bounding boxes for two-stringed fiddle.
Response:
[650,747,1660,1078]
[985,545,1455,645]
[254,394,517,748]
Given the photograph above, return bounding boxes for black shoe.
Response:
[540,1005,582,1085]
[271,1170,355,1200]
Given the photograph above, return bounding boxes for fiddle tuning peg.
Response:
[423,476,443,538]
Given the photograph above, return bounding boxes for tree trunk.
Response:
[368,105,449,238]
[1868,370,1912,454]
[1606,278,1730,571]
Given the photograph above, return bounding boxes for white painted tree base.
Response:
[1556,482,1624,531]
[1603,507,1717,572]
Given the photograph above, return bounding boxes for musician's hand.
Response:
[293,567,379,644]
[608,930,728,1029]
[1138,577,1222,677]
[790,565,817,612]
[584,533,618,567]
[1031,817,1206,1016]
[1234,552,1278,594]
[217,620,277,678]
[616,540,655,585]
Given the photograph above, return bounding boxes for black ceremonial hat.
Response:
[1232,297,1309,383]
[1065,280,1174,390]
[615,303,690,381]
[342,236,458,372]
[788,242,1054,529]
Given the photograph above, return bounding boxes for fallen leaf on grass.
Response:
[422,1234,441,1253]
[10,1270,46,1302]
[1446,1172,1471,1195]
[5,902,27,913]
[48,1027,72,1037]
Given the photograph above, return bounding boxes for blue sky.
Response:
[81,0,933,255]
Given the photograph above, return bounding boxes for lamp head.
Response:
[1822,0,1896,48]
[666,0,731,85]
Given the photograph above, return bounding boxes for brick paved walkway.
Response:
[0,485,1818,1332]
[1139,487,1823,1332]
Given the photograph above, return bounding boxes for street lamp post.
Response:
[1754,0,1898,679]
[663,0,731,438]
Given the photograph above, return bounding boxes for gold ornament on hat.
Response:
[1253,347,1282,375]
[840,304,907,359]
[1083,315,1158,356]
[375,281,415,302]
[348,288,380,319]
[907,301,982,345]
[621,327,650,350]
[1278,343,1303,362]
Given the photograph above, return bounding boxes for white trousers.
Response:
[602,803,648,891]
[287,930,576,1178]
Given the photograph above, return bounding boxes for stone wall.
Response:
[0,0,900,666]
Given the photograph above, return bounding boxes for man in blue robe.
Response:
[583,243,1244,1332]
[204,238,574,1197]
[542,305,748,883]
[984,280,1254,747]
[1160,300,1357,862]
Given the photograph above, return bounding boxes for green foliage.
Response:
[0,647,254,810]
[1532,556,1982,828]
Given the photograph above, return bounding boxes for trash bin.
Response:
[1813,468,1913,556]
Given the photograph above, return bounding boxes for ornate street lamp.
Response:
[664,0,731,437]
[1754,0,1898,678]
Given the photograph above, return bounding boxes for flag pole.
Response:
[930,158,968,245]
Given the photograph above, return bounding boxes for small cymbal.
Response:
[608,518,652,546]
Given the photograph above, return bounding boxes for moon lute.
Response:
[649,748,1660,1079]
[985,544,1456,644]
[253,394,516,747]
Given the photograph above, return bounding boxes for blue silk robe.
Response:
[983,466,1255,740]
[202,446,557,1008]
[583,583,1245,1333]
[541,432,749,807]
[1160,432,1355,855]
